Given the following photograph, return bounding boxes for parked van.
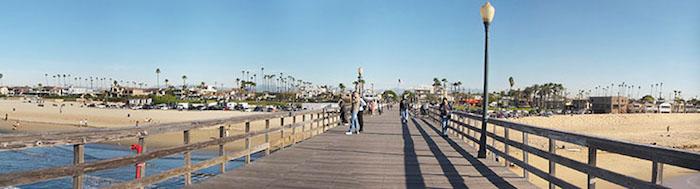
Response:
[644,104,656,113]
[658,103,671,113]
[226,102,237,110]
[235,103,250,110]
[177,103,189,110]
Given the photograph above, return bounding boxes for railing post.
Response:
[493,124,498,161]
[298,114,303,143]
[467,117,472,146]
[265,119,270,155]
[548,137,556,189]
[308,114,312,138]
[138,136,146,178]
[460,116,465,141]
[588,146,597,189]
[322,109,327,132]
[504,127,509,167]
[245,121,251,164]
[318,113,324,134]
[523,132,529,179]
[218,126,226,173]
[652,161,664,185]
[73,144,84,189]
[280,117,286,149]
[183,130,191,185]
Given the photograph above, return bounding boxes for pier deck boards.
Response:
[188,110,536,189]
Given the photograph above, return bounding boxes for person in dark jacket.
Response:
[339,100,347,125]
[439,97,451,137]
[358,97,367,132]
[399,97,408,123]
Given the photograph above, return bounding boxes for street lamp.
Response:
[357,67,364,94]
[477,1,495,159]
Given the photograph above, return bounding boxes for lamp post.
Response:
[357,67,364,95]
[477,1,495,159]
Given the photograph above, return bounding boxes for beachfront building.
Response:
[413,87,433,100]
[128,98,153,106]
[65,87,93,95]
[590,96,628,114]
[569,99,591,112]
[628,101,644,113]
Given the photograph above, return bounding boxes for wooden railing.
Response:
[424,107,700,189]
[0,107,340,189]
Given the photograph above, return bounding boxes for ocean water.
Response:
[0,144,258,189]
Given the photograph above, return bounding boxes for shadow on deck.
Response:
[187,110,536,189]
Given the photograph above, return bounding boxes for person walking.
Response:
[439,97,452,137]
[346,92,360,135]
[399,96,408,123]
[358,96,367,132]
[339,100,348,126]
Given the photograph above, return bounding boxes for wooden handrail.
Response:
[0,108,332,151]
[0,107,341,188]
[424,107,699,189]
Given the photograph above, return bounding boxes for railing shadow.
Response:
[410,118,468,188]
[402,121,426,188]
[416,117,517,189]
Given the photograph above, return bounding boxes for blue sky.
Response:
[0,0,698,98]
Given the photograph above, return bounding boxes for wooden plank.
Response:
[548,137,556,189]
[184,130,191,185]
[218,126,225,173]
[264,119,270,155]
[73,144,84,189]
[245,122,251,164]
[588,146,597,189]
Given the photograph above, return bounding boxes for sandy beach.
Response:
[470,113,700,188]
[0,99,314,152]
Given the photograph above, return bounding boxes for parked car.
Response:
[658,103,672,113]
[235,103,250,110]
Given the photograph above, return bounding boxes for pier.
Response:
[187,110,534,188]
[1,106,699,189]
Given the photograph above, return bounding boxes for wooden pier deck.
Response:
[188,110,536,189]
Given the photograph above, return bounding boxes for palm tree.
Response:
[260,67,265,91]
[155,68,161,89]
[441,78,448,93]
[659,82,664,99]
[62,74,67,87]
[508,76,515,92]
[181,75,188,89]
[456,81,463,93]
[0,73,3,86]
[432,78,441,93]
[339,83,346,94]
[164,79,169,87]
[253,74,257,91]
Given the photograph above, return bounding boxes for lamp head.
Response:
[480,2,495,24]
